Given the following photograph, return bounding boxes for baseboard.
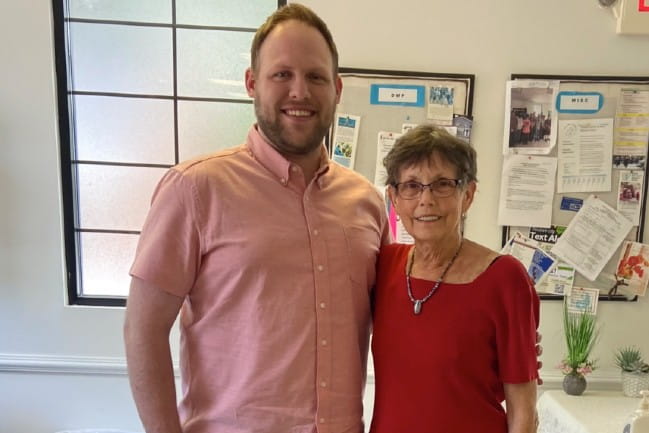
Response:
[0,353,624,392]
[0,353,179,377]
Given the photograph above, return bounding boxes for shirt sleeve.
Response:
[129,167,202,297]
[492,256,540,384]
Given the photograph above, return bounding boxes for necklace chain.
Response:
[406,240,463,315]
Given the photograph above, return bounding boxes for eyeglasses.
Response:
[393,178,463,199]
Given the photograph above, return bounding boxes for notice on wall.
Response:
[497,154,557,228]
[551,195,633,281]
[374,131,402,186]
[556,118,613,193]
[331,113,361,169]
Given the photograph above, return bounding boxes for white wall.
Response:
[1,0,649,432]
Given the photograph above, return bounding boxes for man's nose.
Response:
[289,76,310,100]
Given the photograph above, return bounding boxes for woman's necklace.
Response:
[406,240,463,315]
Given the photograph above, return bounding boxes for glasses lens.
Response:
[398,182,422,199]
[433,179,457,197]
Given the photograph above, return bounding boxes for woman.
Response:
[370,125,539,433]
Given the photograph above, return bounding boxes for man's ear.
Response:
[245,68,255,98]
[335,75,343,104]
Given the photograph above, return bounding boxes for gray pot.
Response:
[563,373,587,396]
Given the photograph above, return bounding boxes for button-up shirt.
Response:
[130,126,390,433]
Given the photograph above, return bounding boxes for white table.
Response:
[537,390,640,433]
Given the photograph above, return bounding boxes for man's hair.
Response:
[250,3,339,74]
[383,124,478,186]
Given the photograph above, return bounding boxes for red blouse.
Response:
[370,244,539,433]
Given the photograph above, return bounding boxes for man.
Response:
[124,4,390,433]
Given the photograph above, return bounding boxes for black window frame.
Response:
[52,0,286,307]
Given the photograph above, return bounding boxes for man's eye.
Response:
[404,182,421,190]
[436,179,454,188]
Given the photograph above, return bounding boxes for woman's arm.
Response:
[504,380,537,433]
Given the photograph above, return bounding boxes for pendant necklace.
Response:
[406,240,462,315]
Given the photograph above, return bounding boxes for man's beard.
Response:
[254,101,333,157]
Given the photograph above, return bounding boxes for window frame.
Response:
[52,0,286,306]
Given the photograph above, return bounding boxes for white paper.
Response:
[557,118,613,193]
[551,195,633,281]
[506,234,557,286]
[617,170,644,225]
[497,154,557,227]
[613,88,649,158]
[374,131,402,186]
[565,287,599,315]
[528,226,576,295]
[427,86,454,125]
[331,113,361,169]
[615,241,649,297]
[503,80,560,155]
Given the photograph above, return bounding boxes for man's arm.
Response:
[504,380,537,433]
[124,276,185,433]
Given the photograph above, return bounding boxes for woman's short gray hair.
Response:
[383,124,477,186]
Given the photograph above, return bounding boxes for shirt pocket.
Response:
[343,225,381,291]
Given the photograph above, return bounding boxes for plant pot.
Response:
[621,371,649,397]
[563,372,587,396]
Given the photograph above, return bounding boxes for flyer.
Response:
[616,241,649,296]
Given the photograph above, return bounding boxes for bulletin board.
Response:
[328,67,475,185]
[501,74,649,301]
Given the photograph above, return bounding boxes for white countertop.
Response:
[537,390,642,433]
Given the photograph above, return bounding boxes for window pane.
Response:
[74,95,175,164]
[68,0,172,23]
[178,100,255,159]
[79,232,139,296]
[69,22,173,95]
[77,165,167,231]
[177,29,252,98]
[176,0,276,28]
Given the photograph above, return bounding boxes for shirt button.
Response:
[321,339,328,346]
[319,302,326,309]
[313,229,319,236]
[280,178,287,185]
[319,418,326,424]
[317,265,324,272]
[320,381,327,387]
[291,166,298,172]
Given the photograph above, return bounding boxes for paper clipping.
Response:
[332,114,361,168]
[613,88,649,167]
[503,80,559,155]
[528,226,575,295]
[374,131,401,186]
[551,195,633,281]
[557,118,613,193]
[565,287,600,315]
[617,170,644,225]
[502,232,557,287]
[497,154,557,228]
[427,86,454,125]
[616,241,649,296]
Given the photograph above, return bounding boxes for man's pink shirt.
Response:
[130,126,390,433]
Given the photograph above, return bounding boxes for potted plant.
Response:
[558,303,599,396]
[614,346,649,397]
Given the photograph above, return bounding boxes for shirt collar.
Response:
[246,125,331,187]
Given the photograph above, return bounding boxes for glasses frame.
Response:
[392,178,464,200]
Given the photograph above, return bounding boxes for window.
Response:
[53,0,285,306]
